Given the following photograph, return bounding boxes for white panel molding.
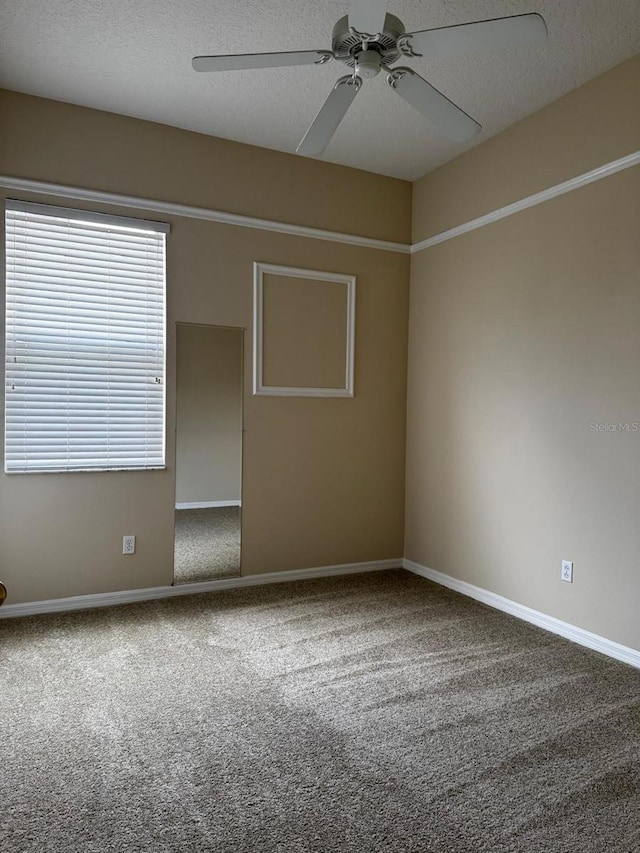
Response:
[0,559,401,619]
[253,262,356,398]
[403,559,640,670]
[175,500,241,509]
[411,151,640,254]
[0,175,410,254]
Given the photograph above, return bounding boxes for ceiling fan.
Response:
[192,0,548,156]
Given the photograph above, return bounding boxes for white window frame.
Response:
[4,200,169,473]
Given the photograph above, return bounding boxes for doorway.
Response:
[173,323,243,584]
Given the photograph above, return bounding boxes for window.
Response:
[4,201,168,473]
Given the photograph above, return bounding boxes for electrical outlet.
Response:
[561,560,573,583]
[122,535,136,555]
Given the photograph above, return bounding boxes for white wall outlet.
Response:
[122,535,136,555]
[561,560,573,583]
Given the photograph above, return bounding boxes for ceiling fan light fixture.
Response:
[354,48,382,78]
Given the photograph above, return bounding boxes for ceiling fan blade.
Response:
[399,13,547,59]
[192,49,333,72]
[348,0,388,35]
[388,67,481,143]
[297,75,362,156]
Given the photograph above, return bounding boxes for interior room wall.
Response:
[412,56,640,244]
[0,90,411,245]
[0,91,410,605]
[175,325,243,505]
[406,56,640,650]
[261,274,349,390]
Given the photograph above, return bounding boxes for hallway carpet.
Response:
[2,570,639,852]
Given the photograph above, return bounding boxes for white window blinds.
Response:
[5,201,167,473]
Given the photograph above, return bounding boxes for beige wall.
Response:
[412,55,640,243]
[0,90,411,245]
[0,91,410,604]
[262,274,349,389]
[176,325,243,505]
[406,58,640,650]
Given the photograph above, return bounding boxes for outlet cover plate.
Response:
[122,535,136,555]
[561,560,573,583]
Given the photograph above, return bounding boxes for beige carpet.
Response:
[2,570,639,852]
[173,506,241,584]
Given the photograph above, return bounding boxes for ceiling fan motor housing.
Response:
[331,13,405,70]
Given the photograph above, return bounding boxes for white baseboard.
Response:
[7,554,635,669]
[175,500,241,509]
[0,558,401,619]
[403,559,640,670]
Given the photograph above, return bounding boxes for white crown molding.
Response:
[4,152,637,260]
[412,151,640,254]
[403,559,640,670]
[0,558,401,619]
[0,175,410,254]
[253,262,356,398]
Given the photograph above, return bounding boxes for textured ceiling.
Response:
[1,1,639,180]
